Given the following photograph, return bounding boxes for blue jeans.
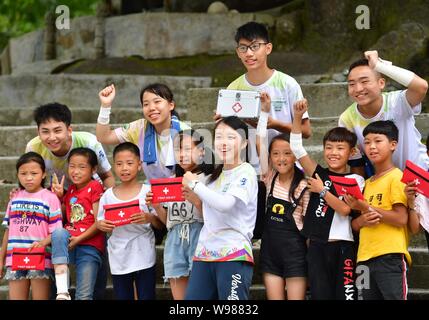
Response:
[93,250,108,300]
[185,261,253,300]
[111,265,156,300]
[51,228,102,300]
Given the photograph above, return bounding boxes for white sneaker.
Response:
[56,292,71,300]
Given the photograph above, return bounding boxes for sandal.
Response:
[56,292,71,300]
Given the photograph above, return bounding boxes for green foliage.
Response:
[0,0,100,51]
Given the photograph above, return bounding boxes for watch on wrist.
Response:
[319,186,329,198]
[189,180,199,190]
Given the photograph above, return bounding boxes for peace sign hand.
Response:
[51,173,65,199]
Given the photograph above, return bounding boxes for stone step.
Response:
[0,265,428,300]
[408,288,429,300]
[186,86,429,123]
[0,283,267,300]
[0,74,212,112]
[0,284,428,300]
[410,232,429,249]
[0,107,188,127]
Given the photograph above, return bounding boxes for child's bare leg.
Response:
[169,277,189,300]
[263,273,286,300]
[30,278,51,300]
[9,279,30,300]
[285,277,307,300]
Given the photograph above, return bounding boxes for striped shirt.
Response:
[2,189,63,269]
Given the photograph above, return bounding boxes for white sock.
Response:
[55,271,69,294]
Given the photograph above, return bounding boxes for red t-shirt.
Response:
[64,180,105,253]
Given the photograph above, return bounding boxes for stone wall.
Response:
[9,30,44,72]
[56,16,98,61]
[105,12,255,58]
[5,12,273,74]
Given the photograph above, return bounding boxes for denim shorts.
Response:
[163,222,203,280]
[4,267,54,281]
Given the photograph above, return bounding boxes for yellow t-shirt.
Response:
[357,168,411,264]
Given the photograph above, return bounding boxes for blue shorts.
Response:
[163,222,203,280]
[4,267,54,281]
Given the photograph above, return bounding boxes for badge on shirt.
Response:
[401,160,429,198]
[11,247,45,271]
[104,199,141,226]
[150,177,184,203]
[272,100,285,112]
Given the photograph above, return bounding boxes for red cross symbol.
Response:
[232,102,242,113]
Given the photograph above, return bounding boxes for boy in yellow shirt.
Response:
[345,120,409,300]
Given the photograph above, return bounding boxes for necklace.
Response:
[370,166,395,182]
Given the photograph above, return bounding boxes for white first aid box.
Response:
[216,89,261,119]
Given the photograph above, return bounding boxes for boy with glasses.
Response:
[224,21,311,172]
[230,22,311,139]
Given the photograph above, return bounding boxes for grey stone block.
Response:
[0,107,184,127]
[0,74,211,112]
[9,30,44,72]
[105,12,255,59]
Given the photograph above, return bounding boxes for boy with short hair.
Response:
[339,50,429,177]
[291,100,364,300]
[225,21,311,170]
[25,102,113,300]
[26,102,115,189]
[345,120,409,300]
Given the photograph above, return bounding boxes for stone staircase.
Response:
[0,75,429,299]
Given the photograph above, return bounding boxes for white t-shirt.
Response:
[228,70,309,172]
[415,194,429,234]
[339,90,429,171]
[163,173,207,230]
[97,185,156,275]
[193,163,258,263]
[328,173,365,241]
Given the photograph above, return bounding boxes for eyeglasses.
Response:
[236,42,268,53]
